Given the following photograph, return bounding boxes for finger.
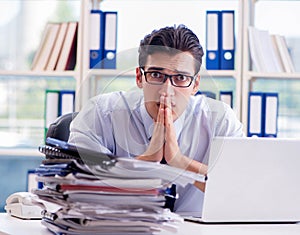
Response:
[165,95,171,109]
[160,95,165,109]
[165,106,177,143]
[164,105,171,127]
[156,95,165,124]
[164,102,173,127]
[157,107,165,126]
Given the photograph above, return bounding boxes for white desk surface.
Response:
[1,213,300,235]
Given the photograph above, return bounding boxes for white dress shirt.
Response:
[69,88,244,216]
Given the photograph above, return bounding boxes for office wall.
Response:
[0,155,43,212]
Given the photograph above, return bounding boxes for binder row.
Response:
[44,90,76,133]
[206,10,235,70]
[247,92,279,137]
[89,10,118,69]
[197,90,233,108]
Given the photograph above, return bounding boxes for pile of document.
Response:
[34,140,205,234]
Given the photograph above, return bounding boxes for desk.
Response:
[0,213,51,235]
[1,213,300,235]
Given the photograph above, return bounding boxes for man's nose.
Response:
[159,77,174,96]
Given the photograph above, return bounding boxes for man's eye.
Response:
[150,72,162,79]
[175,75,188,81]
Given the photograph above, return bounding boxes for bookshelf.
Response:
[79,0,300,137]
[77,0,244,120]
[1,0,300,149]
[241,0,300,136]
[0,0,80,148]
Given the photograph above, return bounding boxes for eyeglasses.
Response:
[140,68,196,88]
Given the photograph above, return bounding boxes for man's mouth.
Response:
[156,101,176,108]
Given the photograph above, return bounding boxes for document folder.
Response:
[206,11,221,70]
[219,91,233,108]
[103,11,118,69]
[220,10,235,70]
[44,89,75,138]
[263,92,278,137]
[45,90,60,128]
[195,90,216,99]
[247,92,264,137]
[89,10,105,69]
[59,90,75,117]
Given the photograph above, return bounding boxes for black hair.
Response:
[138,24,204,73]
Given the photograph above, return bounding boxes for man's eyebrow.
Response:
[147,67,192,75]
[173,69,192,75]
[147,67,164,71]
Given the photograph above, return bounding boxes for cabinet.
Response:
[241,0,300,137]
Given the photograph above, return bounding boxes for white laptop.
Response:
[197,137,300,223]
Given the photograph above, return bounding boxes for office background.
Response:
[0,0,300,210]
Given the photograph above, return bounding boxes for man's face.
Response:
[136,52,200,121]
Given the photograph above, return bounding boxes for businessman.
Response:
[69,24,244,215]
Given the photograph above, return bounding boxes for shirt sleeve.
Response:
[204,97,245,137]
[214,103,245,137]
[68,96,114,154]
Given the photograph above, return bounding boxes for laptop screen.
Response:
[202,137,300,223]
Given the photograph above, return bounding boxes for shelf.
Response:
[87,69,136,77]
[0,70,77,78]
[247,71,300,81]
[86,69,238,79]
[201,70,238,78]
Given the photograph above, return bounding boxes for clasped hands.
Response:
[136,95,207,191]
[137,95,189,170]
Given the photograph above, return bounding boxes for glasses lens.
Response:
[146,71,165,84]
[172,75,193,87]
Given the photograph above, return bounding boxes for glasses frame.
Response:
[140,68,196,88]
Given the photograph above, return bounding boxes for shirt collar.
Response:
[140,98,185,140]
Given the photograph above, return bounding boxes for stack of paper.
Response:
[35,140,205,234]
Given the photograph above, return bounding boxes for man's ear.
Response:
[191,74,200,95]
[136,67,143,88]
